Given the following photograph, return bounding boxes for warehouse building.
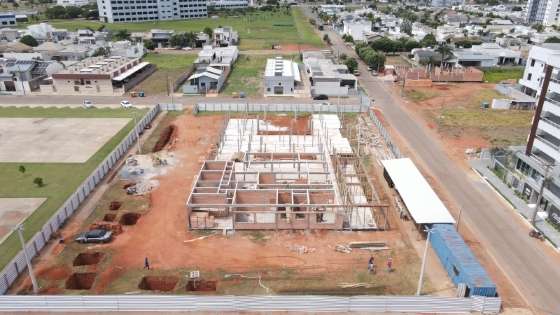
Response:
[263,57,301,96]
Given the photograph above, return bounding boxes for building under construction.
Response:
[186,113,386,230]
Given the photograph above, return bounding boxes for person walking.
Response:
[144,256,150,270]
[368,256,375,273]
[386,257,393,273]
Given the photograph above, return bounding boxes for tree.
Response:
[45,5,66,19]
[420,33,437,47]
[545,36,560,43]
[33,177,44,187]
[18,165,25,174]
[203,27,213,38]
[65,6,82,18]
[342,33,354,43]
[400,19,412,36]
[435,44,452,68]
[20,35,38,47]
[92,47,110,57]
[344,57,358,73]
[532,23,545,33]
[114,29,131,41]
[144,39,156,50]
[370,37,395,53]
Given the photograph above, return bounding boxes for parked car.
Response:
[82,99,93,108]
[120,100,132,108]
[75,229,112,244]
[313,94,328,100]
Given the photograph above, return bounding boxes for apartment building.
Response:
[515,44,560,226]
[97,0,207,23]
[207,0,248,10]
[526,0,560,25]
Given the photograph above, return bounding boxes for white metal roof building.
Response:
[264,57,301,96]
[381,158,456,225]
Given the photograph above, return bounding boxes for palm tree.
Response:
[435,44,452,69]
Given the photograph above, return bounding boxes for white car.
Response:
[82,99,93,108]
[120,100,132,108]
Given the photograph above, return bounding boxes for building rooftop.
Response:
[303,51,356,81]
[57,55,137,75]
[264,57,301,81]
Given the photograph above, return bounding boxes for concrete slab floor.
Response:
[0,198,46,241]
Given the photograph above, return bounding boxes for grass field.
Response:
[24,8,323,51]
[0,107,147,270]
[436,88,533,146]
[483,67,524,83]
[222,54,298,96]
[136,53,196,95]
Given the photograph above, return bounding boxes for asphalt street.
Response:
[320,17,560,314]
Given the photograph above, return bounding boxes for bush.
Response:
[33,177,44,187]
[20,35,38,47]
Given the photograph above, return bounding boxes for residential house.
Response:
[195,45,238,70]
[0,58,63,94]
[449,43,523,67]
[183,66,225,94]
[26,23,69,43]
[0,28,20,41]
[213,26,238,47]
[342,19,372,42]
[302,51,357,97]
[264,57,301,96]
[149,29,174,48]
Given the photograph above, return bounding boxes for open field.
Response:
[23,8,324,51]
[401,83,533,155]
[222,54,300,96]
[0,107,147,270]
[0,118,130,163]
[482,67,524,83]
[11,111,433,297]
[222,54,297,97]
[136,53,196,95]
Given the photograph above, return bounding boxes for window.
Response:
[85,80,91,85]
[531,59,536,67]
[527,73,532,80]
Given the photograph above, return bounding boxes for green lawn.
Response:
[483,67,524,83]
[22,8,323,51]
[222,54,298,96]
[137,53,196,94]
[0,107,148,270]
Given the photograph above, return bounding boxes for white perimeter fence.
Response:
[0,105,161,295]
[195,102,368,113]
[0,295,501,313]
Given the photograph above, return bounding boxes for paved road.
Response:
[0,94,359,108]
[304,8,560,315]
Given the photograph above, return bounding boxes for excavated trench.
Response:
[103,213,117,222]
[119,212,141,225]
[138,276,178,292]
[65,273,96,290]
[73,252,104,266]
[186,280,217,292]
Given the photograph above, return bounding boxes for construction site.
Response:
[187,114,387,231]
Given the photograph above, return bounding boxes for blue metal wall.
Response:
[430,224,497,297]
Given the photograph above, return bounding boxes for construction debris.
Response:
[335,244,352,254]
[287,244,316,255]
[126,180,159,195]
[337,282,375,288]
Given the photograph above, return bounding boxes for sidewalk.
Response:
[470,158,560,248]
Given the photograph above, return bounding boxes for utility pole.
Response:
[15,224,39,294]
[134,114,142,155]
[532,163,553,225]
[416,228,431,296]
[456,207,463,233]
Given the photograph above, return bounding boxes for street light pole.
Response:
[15,224,39,294]
[134,114,142,155]
[416,228,431,296]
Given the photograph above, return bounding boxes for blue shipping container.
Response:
[430,224,497,297]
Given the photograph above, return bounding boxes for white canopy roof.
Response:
[112,62,149,81]
[381,158,455,224]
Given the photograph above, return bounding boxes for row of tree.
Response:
[355,43,385,70]
[45,4,98,20]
